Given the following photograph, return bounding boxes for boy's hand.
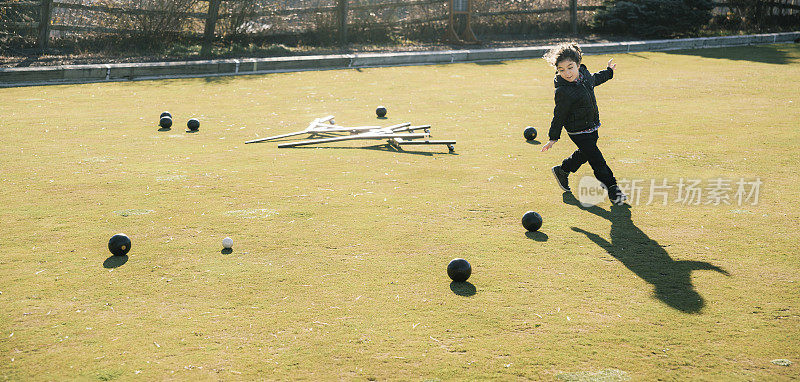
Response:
[608,58,616,70]
[541,140,557,152]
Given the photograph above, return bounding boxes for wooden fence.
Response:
[2,0,799,54]
[0,0,607,53]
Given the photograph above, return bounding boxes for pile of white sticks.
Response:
[245,116,456,152]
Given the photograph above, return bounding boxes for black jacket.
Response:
[549,64,613,141]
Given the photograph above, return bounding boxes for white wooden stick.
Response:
[245,130,310,144]
[390,123,418,131]
[396,125,431,132]
[312,125,383,133]
[278,133,429,148]
[245,116,335,144]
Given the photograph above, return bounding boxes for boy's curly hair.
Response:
[543,42,582,67]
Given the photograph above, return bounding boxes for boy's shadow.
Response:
[563,193,729,314]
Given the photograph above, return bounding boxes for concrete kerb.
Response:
[1,32,798,87]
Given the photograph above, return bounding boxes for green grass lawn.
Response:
[1,44,798,381]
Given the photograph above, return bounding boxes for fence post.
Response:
[338,0,348,46]
[570,0,577,35]
[37,0,54,53]
[201,0,222,57]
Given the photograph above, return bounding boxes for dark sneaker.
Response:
[608,185,628,205]
[551,165,570,192]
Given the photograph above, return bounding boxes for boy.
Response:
[541,43,627,205]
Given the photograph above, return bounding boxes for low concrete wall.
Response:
[2,32,798,87]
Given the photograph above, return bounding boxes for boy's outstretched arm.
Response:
[544,87,572,152]
[593,58,616,86]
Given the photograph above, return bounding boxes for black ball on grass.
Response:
[522,211,543,232]
[376,106,387,118]
[159,116,172,129]
[160,111,172,119]
[524,126,537,141]
[447,258,472,282]
[187,118,200,131]
[108,233,131,256]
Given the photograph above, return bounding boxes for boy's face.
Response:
[556,59,580,82]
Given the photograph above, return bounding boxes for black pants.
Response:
[561,130,617,188]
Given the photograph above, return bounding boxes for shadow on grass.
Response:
[103,255,128,268]
[221,248,233,255]
[368,143,456,156]
[158,127,172,132]
[663,44,797,65]
[525,231,549,242]
[474,60,506,66]
[625,52,651,60]
[526,139,542,146]
[203,75,237,84]
[450,281,476,296]
[563,192,729,314]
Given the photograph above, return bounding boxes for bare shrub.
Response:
[109,0,200,38]
[0,0,39,49]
